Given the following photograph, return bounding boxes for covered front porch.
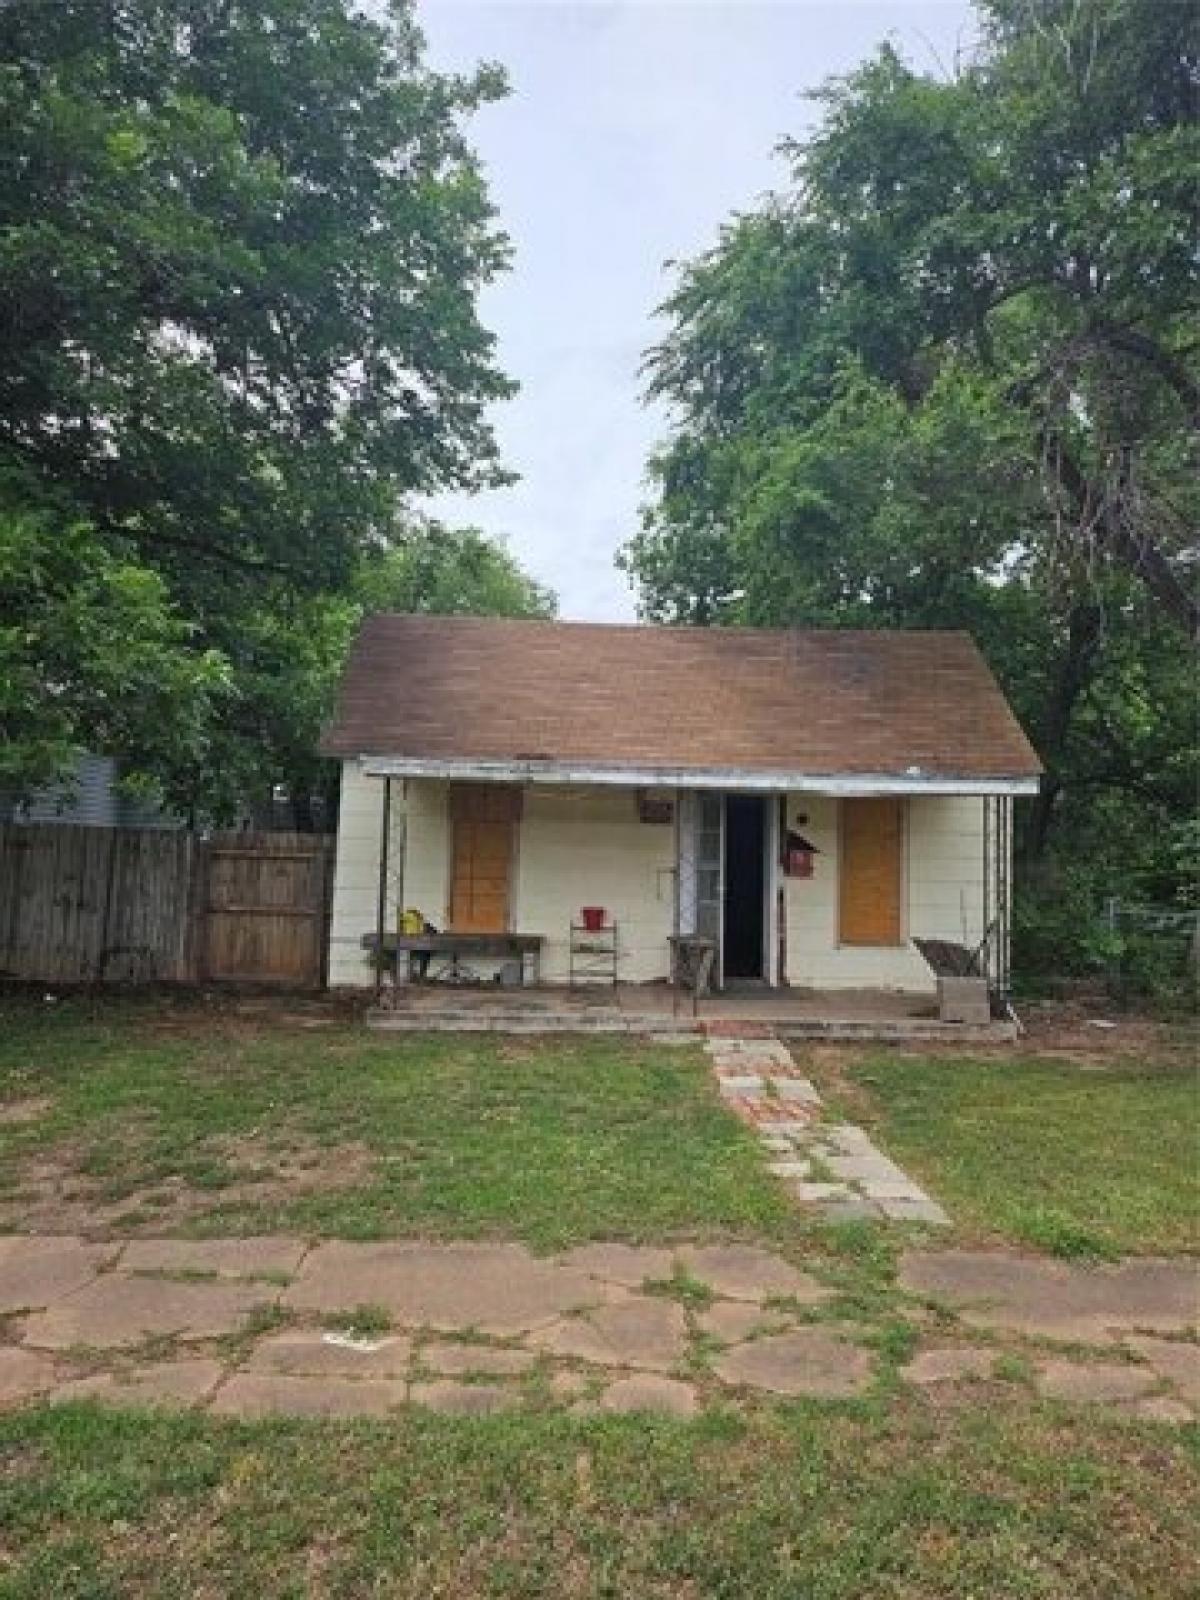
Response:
[330,757,1018,1021]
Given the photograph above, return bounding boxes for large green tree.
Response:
[0,0,513,810]
[624,0,1197,963]
[260,524,555,830]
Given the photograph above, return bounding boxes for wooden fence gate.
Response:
[201,832,333,987]
[0,825,334,988]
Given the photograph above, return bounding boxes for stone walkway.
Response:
[0,1232,1195,1423]
[0,1233,863,1419]
[706,1035,950,1224]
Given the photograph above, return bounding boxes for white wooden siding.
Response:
[782,793,989,991]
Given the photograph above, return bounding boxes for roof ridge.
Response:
[360,613,974,642]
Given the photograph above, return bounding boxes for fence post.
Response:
[1105,896,1120,997]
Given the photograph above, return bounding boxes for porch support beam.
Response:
[359,755,1039,798]
[374,775,391,1002]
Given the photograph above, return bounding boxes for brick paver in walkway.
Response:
[0,1231,1194,1423]
[705,1036,950,1225]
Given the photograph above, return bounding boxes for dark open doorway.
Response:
[723,795,765,979]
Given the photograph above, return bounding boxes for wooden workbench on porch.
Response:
[363,930,544,987]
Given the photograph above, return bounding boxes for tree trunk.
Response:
[290,785,316,834]
[1025,598,1103,859]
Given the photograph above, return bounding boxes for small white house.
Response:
[321,616,1040,999]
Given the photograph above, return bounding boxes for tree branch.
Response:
[1088,320,1200,432]
[1045,435,1200,639]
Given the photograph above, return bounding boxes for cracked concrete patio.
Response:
[0,1231,1195,1423]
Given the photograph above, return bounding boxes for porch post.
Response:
[374,776,391,1002]
[763,793,781,987]
[671,789,681,1014]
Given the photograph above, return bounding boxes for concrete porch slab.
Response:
[365,982,1017,1042]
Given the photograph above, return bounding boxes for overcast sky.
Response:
[420,0,978,620]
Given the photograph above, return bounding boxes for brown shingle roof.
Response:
[320,616,1041,782]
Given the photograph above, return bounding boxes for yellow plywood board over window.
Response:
[448,784,519,933]
[839,797,903,946]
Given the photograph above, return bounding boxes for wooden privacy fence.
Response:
[0,825,334,987]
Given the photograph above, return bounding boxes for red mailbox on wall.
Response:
[784,831,818,879]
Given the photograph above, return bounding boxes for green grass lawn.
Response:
[837,1052,1199,1257]
[1,1398,1195,1599]
[0,996,790,1249]
[2,996,1199,1598]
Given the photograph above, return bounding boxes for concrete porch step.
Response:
[774,1018,1017,1044]
[366,1007,701,1036]
[366,1008,1016,1043]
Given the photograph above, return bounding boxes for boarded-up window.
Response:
[839,798,903,946]
[448,785,521,933]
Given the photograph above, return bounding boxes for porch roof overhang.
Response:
[358,753,1039,798]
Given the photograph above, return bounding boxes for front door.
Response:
[448,784,520,932]
[723,794,766,979]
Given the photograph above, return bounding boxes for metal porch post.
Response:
[374,776,391,1002]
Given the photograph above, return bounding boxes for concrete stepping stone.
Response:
[119,1237,307,1279]
[772,1079,821,1105]
[50,1359,224,1411]
[1126,1336,1200,1406]
[676,1244,828,1304]
[900,1250,1200,1342]
[286,1242,603,1336]
[714,1328,872,1397]
[597,1375,698,1417]
[0,1345,58,1406]
[246,1330,411,1379]
[875,1195,950,1226]
[557,1243,678,1288]
[1034,1359,1160,1407]
[823,1125,876,1154]
[21,1273,273,1350]
[212,1372,407,1419]
[1132,1395,1194,1424]
[531,1298,687,1371]
[826,1154,910,1186]
[792,1182,851,1205]
[0,1235,108,1313]
[419,1342,536,1377]
[821,1196,885,1224]
[902,1347,997,1386]
[698,1300,785,1345]
[410,1380,522,1417]
[717,1076,765,1096]
[768,1160,812,1180]
[757,1121,812,1141]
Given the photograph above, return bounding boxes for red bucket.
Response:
[580,906,606,932]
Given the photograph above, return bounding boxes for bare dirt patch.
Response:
[797,1001,1192,1091]
[1013,999,1192,1067]
[0,1097,53,1127]
[0,1136,376,1238]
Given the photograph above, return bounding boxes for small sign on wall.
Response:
[636,789,675,824]
[784,831,818,878]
